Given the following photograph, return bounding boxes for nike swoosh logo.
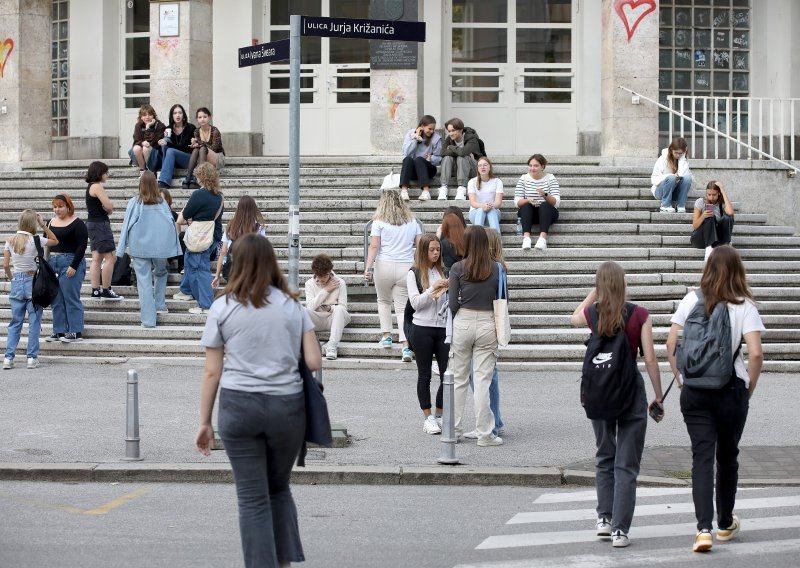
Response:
[592,353,613,365]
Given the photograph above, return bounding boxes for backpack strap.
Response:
[412,267,423,294]
[33,234,45,264]
[587,303,599,334]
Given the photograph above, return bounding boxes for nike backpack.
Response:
[580,303,639,420]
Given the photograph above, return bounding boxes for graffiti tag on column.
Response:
[0,38,14,78]
[614,0,656,43]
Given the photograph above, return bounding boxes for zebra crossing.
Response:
[454,487,800,568]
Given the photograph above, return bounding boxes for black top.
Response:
[168,122,196,154]
[48,218,88,270]
[440,238,463,276]
[182,189,224,243]
[448,261,499,314]
[85,185,108,222]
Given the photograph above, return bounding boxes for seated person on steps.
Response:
[438,118,483,201]
[305,254,351,361]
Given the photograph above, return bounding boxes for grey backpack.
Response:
[677,291,740,389]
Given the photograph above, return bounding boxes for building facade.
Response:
[0,0,798,163]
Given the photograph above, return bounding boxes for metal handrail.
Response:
[618,86,799,174]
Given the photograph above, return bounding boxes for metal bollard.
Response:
[123,369,143,461]
[438,369,459,465]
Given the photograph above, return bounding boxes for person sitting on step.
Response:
[467,156,503,232]
[439,117,483,201]
[183,107,225,189]
[691,180,735,262]
[157,103,196,190]
[127,104,166,175]
[515,153,561,251]
[304,254,351,361]
[651,136,693,213]
[399,115,442,202]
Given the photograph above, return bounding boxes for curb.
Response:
[2,463,799,487]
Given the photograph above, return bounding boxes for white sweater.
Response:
[406,268,447,328]
[651,147,691,194]
[304,272,348,312]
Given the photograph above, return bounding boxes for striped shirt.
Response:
[514,173,561,208]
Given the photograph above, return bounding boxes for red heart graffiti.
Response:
[0,38,13,78]
[614,0,656,42]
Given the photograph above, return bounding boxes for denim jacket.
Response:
[117,197,182,259]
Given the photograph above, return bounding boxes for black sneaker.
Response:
[60,332,77,343]
[157,180,170,189]
[188,178,201,189]
[181,179,190,189]
[45,333,63,342]
[75,332,84,341]
[100,288,124,301]
[91,288,101,299]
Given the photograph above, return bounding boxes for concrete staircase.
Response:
[1,157,798,372]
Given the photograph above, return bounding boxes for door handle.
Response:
[514,76,524,93]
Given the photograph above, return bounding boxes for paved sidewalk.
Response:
[1,361,798,485]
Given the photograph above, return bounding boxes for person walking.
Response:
[666,245,764,553]
[116,172,182,328]
[304,254,350,361]
[195,233,320,568]
[363,189,422,362]
[691,180,735,261]
[212,195,266,290]
[407,235,449,435]
[3,210,59,369]
[46,194,87,343]
[448,225,503,447]
[571,261,664,548]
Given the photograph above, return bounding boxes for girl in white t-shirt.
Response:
[364,189,422,362]
[666,244,764,553]
[467,156,504,233]
[3,209,59,369]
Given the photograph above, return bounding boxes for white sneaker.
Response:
[704,246,713,261]
[437,185,448,200]
[521,236,532,249]
[26,357,39,369]
[477,435,503,447]
[325,347,338,360]
[596,517,612,538]
[659,205,676,213]
[435,416,443,429]
[400,189,410,201]
[463,430,479,439]
[188,307,209,314]
[534,236,547,250]
[423,415,442,435]
[431,360,440,376]
[173,292,193,301]
[454,186,467,200]
[677,206,687,213]
[418,190,431,201]
[3,358,13,370]
[612,530,630,548]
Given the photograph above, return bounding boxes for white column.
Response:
[576,0,602,156]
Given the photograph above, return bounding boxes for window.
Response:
[51,0,69,137]
[658,0,750,133]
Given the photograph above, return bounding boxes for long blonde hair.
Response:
[486,228,506,271]
[373,189,413,226]
[595,261,627,337]
[8,210,38,254]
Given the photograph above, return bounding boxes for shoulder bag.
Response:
[184,196,224,252]
[296,312,332,466]
[32,236,60,309]
[493,262,511,347]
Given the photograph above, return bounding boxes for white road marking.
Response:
[533,487,694,505]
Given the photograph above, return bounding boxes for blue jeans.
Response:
[219,388,306,568]
[6,273,43,360]
[132,257,168,327]
[48,254,85,334]
[654,174,693,208]
[127,146,162,171]
[469,364,505,435]
[159,147,191,185]
[182,244,215,309]
[468,206,501,233]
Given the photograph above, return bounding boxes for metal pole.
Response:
[123,369,143,461]
[438,369,459,465]
[288,14,302,291]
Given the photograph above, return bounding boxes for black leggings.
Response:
[410,324,449,410]
[400,156,437,188]
[518,202,560,234]
[691,215,734,249]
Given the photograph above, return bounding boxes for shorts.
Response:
[86,220,116,253]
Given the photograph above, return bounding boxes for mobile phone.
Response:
[648,401,664,421]
[704,204,715,213]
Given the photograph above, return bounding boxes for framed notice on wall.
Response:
[159,3,180,37]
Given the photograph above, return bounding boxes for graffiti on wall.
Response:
[387,86,405,122]
[614,0,656,42]
[0,38,14,78]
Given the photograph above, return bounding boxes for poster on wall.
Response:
[159,3,180,37]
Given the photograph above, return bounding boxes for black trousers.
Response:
[691,215,734,249]
[518,202,560,234]
[400,156,437,188]
[680,377,749,531]
[410,324,449,410]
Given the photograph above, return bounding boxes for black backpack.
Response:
[32,237,60,309]
[580,303,640,420]
[111,252,134,287]
[677,290,739,389]
[403,268,423,351]
[477,137,487,158]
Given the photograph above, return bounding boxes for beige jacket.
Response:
[304,272,348,312]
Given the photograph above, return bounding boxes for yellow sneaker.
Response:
[693,529,713,552]
[716,513,740,541]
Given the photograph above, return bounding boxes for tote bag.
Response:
[493,263,511,347]
[184,197,224,252]
[32,236,60,309]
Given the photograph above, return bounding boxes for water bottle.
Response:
[515,217,522,236]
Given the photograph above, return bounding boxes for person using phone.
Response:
[304,254,350,361]
[398,115,442,201]
[691,180,735,262]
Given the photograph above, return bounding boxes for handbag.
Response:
[380,171,400,190]
[184,197,224,252]
[493,262,511,347]
[296,324,332,466]
[32,236,60,309]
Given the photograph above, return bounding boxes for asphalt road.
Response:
[2,482,800,568]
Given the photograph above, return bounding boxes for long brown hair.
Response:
[476,156,495,190]
[440,213,465,256]
[666,137,688,173]
[138,171,162,205]
[462,225,492,282]
[413,234,444,289]
[221,234,297,308]
[226,195,265,241]
[595,261,627,337]
[700,244,753,316]
[486,228,506,272]
[417,115,437,147]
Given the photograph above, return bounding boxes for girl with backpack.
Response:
[3,210,59,369]
[406,234,449,435]
[212,195,266,289]
[570,261,664,548]
[666,245,764,553]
